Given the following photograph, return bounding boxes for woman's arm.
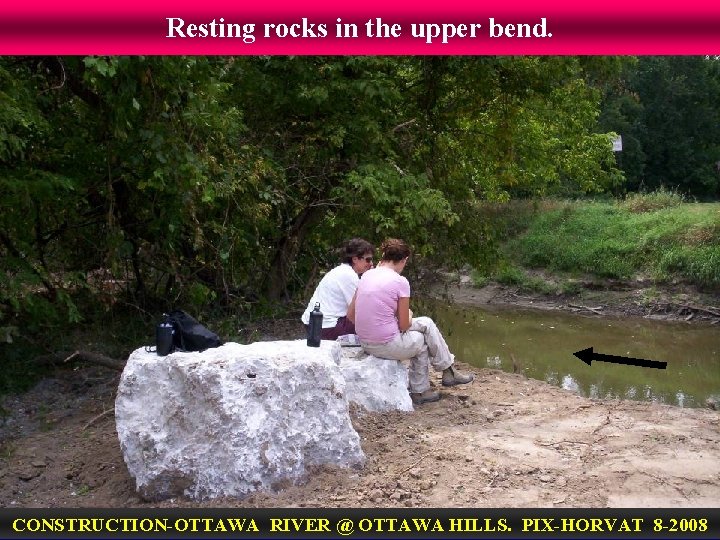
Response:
[397,296,412,332]
[346,291,357,323]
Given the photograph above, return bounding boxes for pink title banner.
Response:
[1,0,720,54]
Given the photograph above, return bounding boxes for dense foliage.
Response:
[0,56,619,326]
[1,55,718,366]
[600,56,720,198]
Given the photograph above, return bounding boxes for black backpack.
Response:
[167,310,223,352]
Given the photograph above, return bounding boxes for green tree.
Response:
[601,56,720,198]
[1,55,623,352]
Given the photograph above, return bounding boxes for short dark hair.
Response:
[341,238,374,264]
[380,238,411,262]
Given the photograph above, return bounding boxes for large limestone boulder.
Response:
[338,347,413,412]
[115,340,365,501]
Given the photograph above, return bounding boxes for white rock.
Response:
[115,340,364,501]
[338,348,413,412]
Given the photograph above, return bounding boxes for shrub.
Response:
[494,264,525,285]
[619,187,686,213]
[470,270,490,288]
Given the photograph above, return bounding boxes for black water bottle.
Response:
[307,302,323,347]
[156,318,174,356]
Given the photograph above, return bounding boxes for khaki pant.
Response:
[360,316,454,393]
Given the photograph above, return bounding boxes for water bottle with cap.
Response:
[156,317,175,356]
[307,302,323,347]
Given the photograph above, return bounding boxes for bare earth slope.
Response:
[1,360,718,508]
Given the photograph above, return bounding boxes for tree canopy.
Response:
[2,55,716,347]
[600,56,720,198]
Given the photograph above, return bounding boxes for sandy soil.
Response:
[1,281,719,508]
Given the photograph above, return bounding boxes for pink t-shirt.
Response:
[354,266,411,344]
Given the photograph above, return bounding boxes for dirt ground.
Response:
[1,280,719,508]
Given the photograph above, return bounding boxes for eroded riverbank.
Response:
[425,271,720,325]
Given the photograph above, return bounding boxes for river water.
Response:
[424,302,719,408]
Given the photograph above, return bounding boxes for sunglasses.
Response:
[364,256,373,263]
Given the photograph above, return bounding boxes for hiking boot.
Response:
[410,389,441,405]
[442,365,474,387]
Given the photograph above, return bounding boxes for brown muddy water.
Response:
[426,302,719,408]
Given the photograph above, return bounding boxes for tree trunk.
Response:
[262,204,325,302]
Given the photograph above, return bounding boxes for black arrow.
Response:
[573,347,667,370]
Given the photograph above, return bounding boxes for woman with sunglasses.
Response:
[347,238,474,405]
[301,238,375,340]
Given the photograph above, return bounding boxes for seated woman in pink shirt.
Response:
[347,238,474,405]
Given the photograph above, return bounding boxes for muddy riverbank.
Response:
[0,278,718,508]
[426,271,720,325]
[1,360,718,509]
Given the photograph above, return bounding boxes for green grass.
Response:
[472,262,559,295]
[500,199,720,289]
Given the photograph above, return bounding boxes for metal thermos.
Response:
[307,302,323,347]
[156,320,174,356]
